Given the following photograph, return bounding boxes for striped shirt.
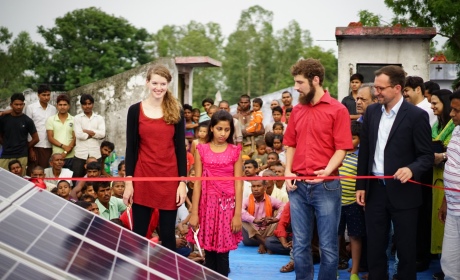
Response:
[339,151,359,205]
[444,125,460,216]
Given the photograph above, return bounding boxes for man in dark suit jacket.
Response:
[356,65,433,280]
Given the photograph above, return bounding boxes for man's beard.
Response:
[298,87,316,105]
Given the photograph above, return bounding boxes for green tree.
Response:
[151,21,225,108]
[358,10,382,26]
[36,7,151,90]
[384,0,460,55]
[302,46,338,98]
[223,5,276,103]
[271,20,313,92]
[0,27,35,99]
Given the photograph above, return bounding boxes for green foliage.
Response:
[223,5,276,104]
[384,0,460,59]
[151,21,225,108]
[358,10,382,26]
[302,46,338,98]
[0,28,35,99]
[36,7,152,91]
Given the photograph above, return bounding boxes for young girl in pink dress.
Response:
[188,110,243,277]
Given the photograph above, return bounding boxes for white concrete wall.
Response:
[337,38,432,102]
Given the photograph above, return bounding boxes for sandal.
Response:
[280,261,295,273]
[338,258,349,270]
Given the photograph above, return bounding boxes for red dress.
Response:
[133,104,178,210]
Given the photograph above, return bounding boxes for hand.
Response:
[231,215,242,233]
[29,148,37,162]
[175,237,187,248]
[308,169,330,184]
[265,217,279,225]
[123,182,134,206]
[438,198,447,224]
[189,213,199,230]
[282,241,293,248]
[253,218,265,225]
[393,167,413,183]
[284,171,297,192]
[434,153,444,165]
[356,190,366,206]
[176,182,187,206]
[83,129,95,138]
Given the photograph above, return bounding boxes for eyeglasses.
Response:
[374,85,394,92]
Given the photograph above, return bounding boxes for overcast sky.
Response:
[0,0,405,52]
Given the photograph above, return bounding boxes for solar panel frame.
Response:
[0,171,228,280]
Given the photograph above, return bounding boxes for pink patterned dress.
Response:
[187,143,243,253]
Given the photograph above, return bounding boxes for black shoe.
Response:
[433,271,444,280]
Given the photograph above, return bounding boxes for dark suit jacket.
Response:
[356,99,434,209]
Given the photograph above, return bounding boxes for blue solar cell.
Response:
[21,189,66,220]
[0,210,47,251]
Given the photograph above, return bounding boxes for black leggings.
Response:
[132,203,177,252]
[204,250,229,277]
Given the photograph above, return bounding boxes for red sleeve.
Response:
[274,202,290,238]
[333,106,353,151]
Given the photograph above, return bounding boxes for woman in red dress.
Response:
[124,65,187,251]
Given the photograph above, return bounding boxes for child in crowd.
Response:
[252,140,268,170]
[338,121,364,280]
[245,98,264,153]
[80,194,96,203]
[264,132,275,153]
[184,104,197,142]
[207,105,218,120]
[75,201,94,212]
[57,180,76,202]
[285,107,292,126]
[185,140,194,173]
[265,106,286,134]
[192,108,201,135]
[81,182,97,199]
[272,135,286,164]
[8,160,24,177]
[70,161,102,199]
[100,140,115,176]
[190,121,209,157]
[111,181,125,199]
[91,202,100,215]
[188,110,243,277]
[272,122,285,136]
[117,160,125,177]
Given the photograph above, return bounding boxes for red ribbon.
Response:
[39,175,459,192]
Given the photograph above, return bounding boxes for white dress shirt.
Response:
[73,112,106,159]
[25,102,57,148]
[416,98,437,128]
[372,97,404,175]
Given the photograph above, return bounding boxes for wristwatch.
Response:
[63,151,68,154]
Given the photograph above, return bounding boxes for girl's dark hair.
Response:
[432,89,453,132]
[273,122,284,130]
[264,132,275,147]
[273,134,284,142]
[183,104,193,111]
[207,110,235,144]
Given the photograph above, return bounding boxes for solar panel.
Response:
[0,169,226,279]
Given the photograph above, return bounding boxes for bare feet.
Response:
[258,244,267,254]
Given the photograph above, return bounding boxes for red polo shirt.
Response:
[283,91,353,175]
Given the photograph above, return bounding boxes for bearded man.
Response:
[283,58,353,280]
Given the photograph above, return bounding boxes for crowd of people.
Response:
[1,60,460,280]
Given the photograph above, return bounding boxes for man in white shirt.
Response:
[25,84,56,174]
[403,76,437,127]
[72,94,106,178]
[44,153,73,190]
